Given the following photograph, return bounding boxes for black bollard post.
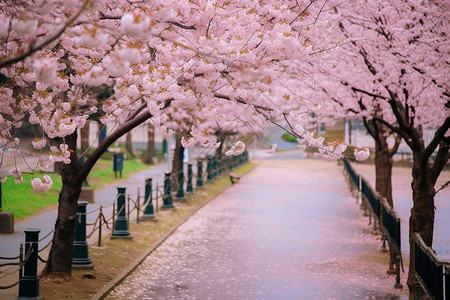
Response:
[176,169,186,201]
[186,164,193,194]
[207,157,213,183]
[72,201,93,268]
[197,160,204,189]
[111,187,132,239]
[161,173,174,209]
[17,229,42,300]
[141,178,157,220]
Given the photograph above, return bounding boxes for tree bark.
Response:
[215,132,226,160]
[407,150,436,293]
[374,131,394,208]
[363,119,395,207]
[42,105,172,277]
[43,132,81,278]
[144,124,155,164]
[404,120,449,294]
[125,132,133,157]
[170,132,185,192]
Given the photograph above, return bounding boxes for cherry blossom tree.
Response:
[0,0,369,278]
[304,62,402,207]
[307,0,449,294]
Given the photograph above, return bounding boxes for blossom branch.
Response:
[167,21,196,30]
[75,98,172,185]
[0,0,90,68]
[213,93,272,111]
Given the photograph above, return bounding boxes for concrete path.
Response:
[105,159,409,300]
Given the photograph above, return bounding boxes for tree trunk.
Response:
[363,119,396,208]
[407,151,436,293]
[41,107,169,278]
[215,132,226,160]
[144,124,155,164]
[374,133,394,207]
[125,132,133,157]
[171,132,185,192]
[43,132,81,278]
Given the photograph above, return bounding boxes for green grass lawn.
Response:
[87,158,149,189]
[1,173,62,221]
[1,158,150,221]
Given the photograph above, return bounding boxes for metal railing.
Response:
[342,158,403,289]
[414,233,450,300]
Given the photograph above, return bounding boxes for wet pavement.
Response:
[105,159,408,300]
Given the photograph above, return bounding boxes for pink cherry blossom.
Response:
[75,27,108,48]
[225,141,245,156]
[82,66,108,86]
[354,148,370,162]
[11,17,37,36]
[33,56,58,83]
[32,137,46,150]
[9,167,23,184]
[121,13,151,37]
[49,144,71,165]
[31,175,53,192]
[181,136,196,149]
[102,55,130,77]
[117,45,141,64]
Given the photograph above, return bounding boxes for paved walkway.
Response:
[105,159,409,300]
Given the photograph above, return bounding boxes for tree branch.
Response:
[213,93,273,111]
[362,118,376,140]
[424,116,450,162]
[371,115,408,140]
[430,136,449,186]
[350,86,388,100]
[167,21,196,30]
[0,0,90,68]
[389,134,402,157]
[75,99,172,185]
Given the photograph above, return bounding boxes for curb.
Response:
[92,163,258,300]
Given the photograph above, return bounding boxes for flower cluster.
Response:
[75,27,108,48]
[49,144,71,165]
[181,135,196,148]
[31,175,53,192]
[9,167,23,184]
[33,56,58,83]
[354,148,370,161]
[225,141,246,156]
[121,13,151,37]
[32,137,46,150]
[82,66,108,86]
